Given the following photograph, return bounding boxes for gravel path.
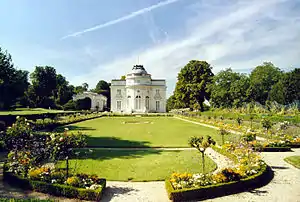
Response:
[204,148,300,202]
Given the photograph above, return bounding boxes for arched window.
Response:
[135,96,141,110]
[145,96,150,110]
[156,101,160,111]
[127,96,131,108]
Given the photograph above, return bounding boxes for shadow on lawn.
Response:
[73,136,176,161]
[55,125,96,132]
[86,136,152,148]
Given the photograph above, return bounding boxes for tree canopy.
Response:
[174,60,214,111]
[0,48,29,109]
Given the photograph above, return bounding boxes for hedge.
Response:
[165,163,273,201]
[288,143,300,148]
[255,147,292,152]
[3,172,106,201]
[0,198,54,202]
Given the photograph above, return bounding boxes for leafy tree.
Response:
[208,68,249,108]
[174,60,214,111]
[120,75,126,80]
[247,62,282,104]
[261,118,272,133]
[166,95,176,112]
[218,128,230,145]
[269,68,300,104]
[54,74,74,106]
[94,80,109,94]
[29,66,57,108]
[75,97,91,110]
[74,85,85,94]
[0,47,29,109]
[82,83,89,91]
[188,136,215,173]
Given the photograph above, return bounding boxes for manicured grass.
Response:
[0,108,71,115]
[284,156,300,169]
[59,149,217,181]
[61,117,240,147]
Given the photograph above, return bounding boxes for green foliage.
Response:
[166,95,176,112]
[0,47,29,109]
[208,68,250,108]
[75,97,92,110]
[4,172,106,201]
[247,62,282,104]
[63,100,76,111]
[174,60,214,111]
[218,128,230,145]
[261,118,273,131]
[242,132,256,142]
[236,117,243,126]
[0,198,54,202]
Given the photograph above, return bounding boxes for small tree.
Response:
[249,114,254,129]
[219,127,230,145]
[261,118,272,133]
[236,117,243,126]
[188,136,215,173]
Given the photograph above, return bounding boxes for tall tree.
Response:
[247,62,282,104]
[208,68,250,108]
[30,66,57,108]
[82,83,89,91]
[0,47,29,109]
[93,80,110,109]
[269,68,300,104]
[166,95,176,112]
[174,60,214,111]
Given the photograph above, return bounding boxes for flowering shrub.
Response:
[26,166,103,190]
[169,141,265,190]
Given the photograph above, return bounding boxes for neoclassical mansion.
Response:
[110,65,166,113]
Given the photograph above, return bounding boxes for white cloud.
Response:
[61,0,181,39]
[69,0,300,96]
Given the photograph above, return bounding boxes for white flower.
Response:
[59,137,64,142]
[26,123,30,126]
[16,116,20,119]
[64,128,69,131]
[51,179,57,184]
[25,118,28,122]
[58,147,60,150]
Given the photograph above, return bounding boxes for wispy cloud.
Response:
[61,0,181,39]
[69,0,300,96]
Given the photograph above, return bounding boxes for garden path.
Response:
[174,116,267,141]
[205,148,300,202]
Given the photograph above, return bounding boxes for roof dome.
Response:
[131,65,148,75]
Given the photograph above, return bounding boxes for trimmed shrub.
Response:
[3,172,106,201]
[165,164,272,201]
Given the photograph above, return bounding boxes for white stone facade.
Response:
[73,92,107,111]
[110,65,167,113]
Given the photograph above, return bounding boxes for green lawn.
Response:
[284,156,300,169]
[61,117,240,147]
[0,108,71,115]
[59,149,216,181]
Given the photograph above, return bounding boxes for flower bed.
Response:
[249,140,291,152]
[165,142,273,201]
[165,164,271,201]
[3,169,106,201]
[0,198,54,202]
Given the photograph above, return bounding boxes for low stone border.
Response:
[165,163,273,201]
[3,171,106,201]
[255,147,292,152]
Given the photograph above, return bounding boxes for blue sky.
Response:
[1,0,300,97]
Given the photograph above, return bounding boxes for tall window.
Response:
[135,96,141,110]
[145,96,150,110]
[117,89,121,95]
[117,101,122,110]
[127,96,131,108]
[156,101,160,111]
[156,89,160,94]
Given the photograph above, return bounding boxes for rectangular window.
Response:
[117,89,121,95]
[156,89,160,94]
[117,101,122,110]
[156,101,160,111]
